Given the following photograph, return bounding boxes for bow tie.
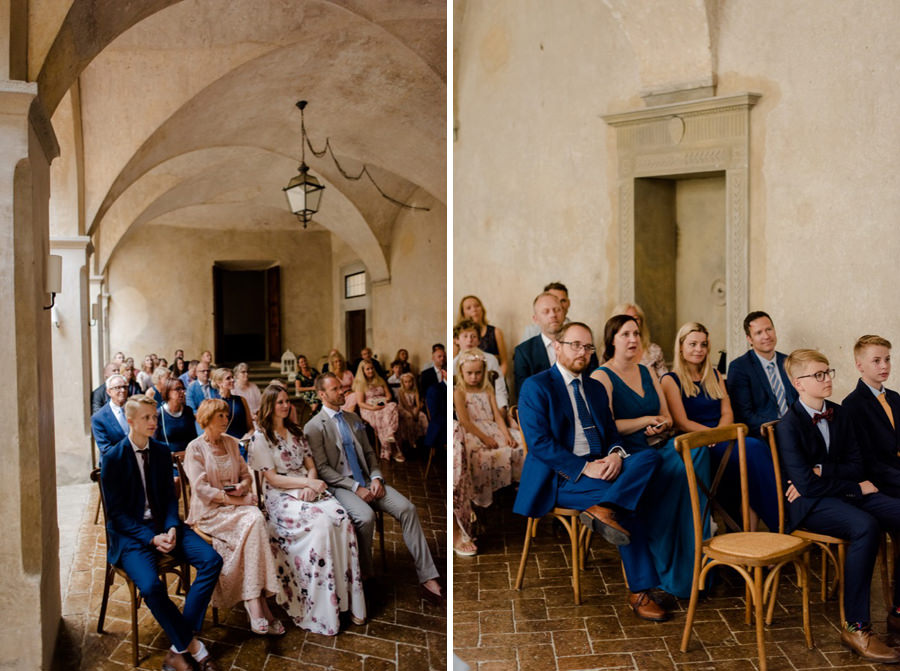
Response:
[812,408,834,424]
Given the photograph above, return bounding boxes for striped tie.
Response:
[571,378,604,456]
[766,361,789,416]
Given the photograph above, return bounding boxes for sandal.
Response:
[394,452,406,463]
[267,618,286,636]
[453,539,478,556]
[244,601,269,635]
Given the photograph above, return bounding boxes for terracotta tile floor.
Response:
[53,455,446,671]
[454,487,899,671]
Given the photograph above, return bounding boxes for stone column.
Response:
[50,236,93,485]
[89,273,105,387]
[0,81,61,670]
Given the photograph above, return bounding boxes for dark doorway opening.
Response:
[213,266,281,363]
[346,309,366,361]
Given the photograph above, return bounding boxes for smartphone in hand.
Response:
[223,484,237,492]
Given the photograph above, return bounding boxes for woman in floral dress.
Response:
[353,360,402,461]
[248,385,366,635]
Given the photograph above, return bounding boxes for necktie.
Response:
[137,449,163,531]
[571,378,604,456]
[878,393,895,429]
[766,361,789,416]
[116,407,129,434]
[812,407,834,424]
[335,412,366,485]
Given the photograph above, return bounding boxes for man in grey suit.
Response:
[305,372,444,604]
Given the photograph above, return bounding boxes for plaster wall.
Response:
[455,0,900,400]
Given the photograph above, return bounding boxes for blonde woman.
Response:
[328,350,357,412]
[458,295,509,376]
[210,368,253,441]
[145,366,172,406]
[610,302,668,379]
[232,362,262,419]
[354,360,401,460]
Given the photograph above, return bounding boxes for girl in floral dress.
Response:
[452,348,524,555]
[248,385,366,635]
[353,360,402,461]
[396,372,428,451]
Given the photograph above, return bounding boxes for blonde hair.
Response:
[458,295,487,325]
[352,359,389,394]
[124,395,156,419]
[210,367,232,390]
[151,366,171,386]
[611,302,651,351]
[784,349,830,380]
[671,322,722,400]
[196,398,229,428]
[854,335,892,359]
[455,348,490,392]
[329,350,347,375]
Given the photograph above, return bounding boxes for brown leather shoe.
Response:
[579,505,630,546]
[196,656,221,671]
[162,650,193,671]
[628,591,669,622]
[841,626,900,663]
[888,611,900,634]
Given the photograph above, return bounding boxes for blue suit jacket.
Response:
[726,349,798,437]
[842,379,900,497]
[100,436,181,566]
[186,380,220,412]
[514,335,599,399]
[512,365,622,518]
[774,399,864,532]
[91,403,128,455]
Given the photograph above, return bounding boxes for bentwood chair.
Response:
[511,406,591,605]
[92,468,191,668]
[676,424,812,671]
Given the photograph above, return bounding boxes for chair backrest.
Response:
[674,423,750,552]
[509,405,528,455]
[91,467,109,526]
[760,420,787,534]
[172,451,192,518]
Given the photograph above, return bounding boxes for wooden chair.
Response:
[92,468,192,668]
[676,424,812,671]
[511,406,591,605]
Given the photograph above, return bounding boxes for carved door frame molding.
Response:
[603,92,760,359]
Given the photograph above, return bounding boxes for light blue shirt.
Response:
[798,399,830,450]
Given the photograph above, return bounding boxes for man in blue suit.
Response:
[186,361,218,413]
[512,322,667,621]
[726,311,798,437]
[101,395,222,671]
[91,374,131,455]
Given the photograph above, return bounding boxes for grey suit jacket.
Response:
[304,409,384,491]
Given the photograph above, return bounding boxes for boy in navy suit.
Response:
[843,335,900,497]
[101,396,222,671]
[776,349,900,663]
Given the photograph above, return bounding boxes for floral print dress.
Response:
[248,429,366,634]
[359,385,399,458]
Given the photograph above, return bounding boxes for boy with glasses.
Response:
[776,348,900,662]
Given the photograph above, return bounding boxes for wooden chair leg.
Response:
[753,565,766,671]
[514,518,535,591]
[881,533,892,611]
[93,496,102,525]
[566,516,581,605]
[129,582,140,668]
[424,447,435,478]
[838,543,847,624]
[800,554,813,649]
[765,564,781,625]
[680,563,702,652]
[96,565,115,633]
[821,546,828,603]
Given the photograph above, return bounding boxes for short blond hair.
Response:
[196,398,229,428]
[124,395,156,419]
[853,335,892,359]
[210,367,232,390]
[784,349,830,380]
[151,366,171,385]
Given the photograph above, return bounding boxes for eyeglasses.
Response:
[558,341,596,354]
[796,368,836,382]
[109,385,127,391]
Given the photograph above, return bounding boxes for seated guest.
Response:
[92,374,131,455]
[661,322,778,531]
[420,343,446,401]
[186,361,218,413]
[293,354,320,413]
[387,360,404,399]
[352,346,387,379]
[591,314,710,599]
[137,355,155,392]
[512,322,668,621]
[321,348,339,373]
[777,349,900,663]
[609,303,668,379]
[184,400,281,636]
[210,368,253,442]
[521,281,571,342]
[453,349,523,556]
[120,362,142,396]
[145,366,172,407]
[112,351,125,366]
[180,359,198,390]
[155,379,198,456]
[306,373,444,604]
[101,396,223,671]
[232,362,262,419]
[458,295,509,376]
[170,356,187,378]
[328,350,357,412]
[397,372,428,453]
[842,335,900,497]
[249,385,366,634]
[727,310,797,437]
[200,350,214,367]
[159,357,169,370]
[394,348,413,375]
[354,360,402,461]
[91,362,119,415]
[455,321,509,417]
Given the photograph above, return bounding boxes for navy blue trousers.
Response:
[118,524,223,651]
[555,449,662,592]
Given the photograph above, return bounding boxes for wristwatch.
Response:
[610,446,629,459]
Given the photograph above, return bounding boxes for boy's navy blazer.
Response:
[774,399,865,532]
[512,365,621,519]
[100,436,181,566]
[842,379,900,496]
[726,349,798,436]
[91,403,128,455]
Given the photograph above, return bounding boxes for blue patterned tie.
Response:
[115,406,129,434]
[334,412,366,485]
[766,361,789,416]
[571,378,604,456]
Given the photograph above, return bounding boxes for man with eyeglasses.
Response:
[186,362,219,413]
[91,374,132,455]
[776,348,900,663]
[91,362,120,415]
[512,322,669,621]
[727,310,798,437]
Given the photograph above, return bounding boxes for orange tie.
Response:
[878,393,895,429]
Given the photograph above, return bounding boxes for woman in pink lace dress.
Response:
[452,349,524,554]
[354,360,402,461]
[396,372,428,451]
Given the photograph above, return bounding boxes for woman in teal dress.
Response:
[591,314,710,598]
